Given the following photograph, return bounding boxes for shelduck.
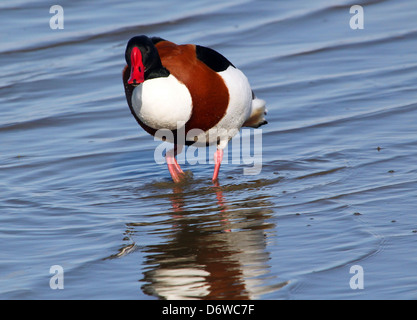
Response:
[123,35,267,182]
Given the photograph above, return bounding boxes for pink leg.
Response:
[212,149,224,181]
[166,145,184,183]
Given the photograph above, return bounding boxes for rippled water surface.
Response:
[1,0,417,299]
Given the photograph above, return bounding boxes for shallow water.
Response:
[1,0,417,299]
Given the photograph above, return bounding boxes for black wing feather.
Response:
[195,45,235,72]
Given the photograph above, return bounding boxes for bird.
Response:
[122,35,267,183]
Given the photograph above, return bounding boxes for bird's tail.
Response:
[243,95,268,128]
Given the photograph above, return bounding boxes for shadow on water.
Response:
[107,176,287,299]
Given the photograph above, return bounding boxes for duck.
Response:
[122,35,267,183]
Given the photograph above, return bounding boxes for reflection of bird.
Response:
[123,35,267,182]
[139,191,285,300]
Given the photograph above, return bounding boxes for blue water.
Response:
[1,0,417,299]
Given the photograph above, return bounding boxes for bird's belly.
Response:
[131,74,192,130]
[191,66,253,148]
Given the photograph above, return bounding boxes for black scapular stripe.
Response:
[196,45,235,72]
